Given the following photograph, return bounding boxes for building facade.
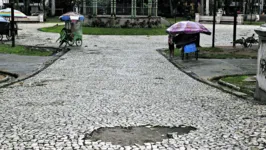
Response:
[201,0,266,16]
[82,0,158,17]
[1,0,266,18]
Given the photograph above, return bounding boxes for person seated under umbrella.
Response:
[173,33,198,48]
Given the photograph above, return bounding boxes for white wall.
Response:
[255,27,266,101]
[257,42,266,91]
[0,0,3,8]
[0,0,9,6]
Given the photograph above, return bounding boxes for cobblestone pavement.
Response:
[0,23,266,150]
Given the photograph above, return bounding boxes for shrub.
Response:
[130,21,138,28]
[122,20,131,28]
[91,18,106,27]
[89,17,162,29]
[139,20,147,28]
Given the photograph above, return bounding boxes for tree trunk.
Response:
[42,0,46,21]
[200,0,204,15]
[169,0,173,16]
[26,0,30,15]
[51,0,55,16]
[15,0,19,10]
[224,0,230,15]
[23,0,27,15]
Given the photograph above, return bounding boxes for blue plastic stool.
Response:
[184,43,197,53]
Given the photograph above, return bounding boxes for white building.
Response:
[0,0,9,9]
[0,0,55,16]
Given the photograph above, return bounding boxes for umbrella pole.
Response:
[11,2,15,47]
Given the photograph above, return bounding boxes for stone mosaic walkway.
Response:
[0,23,265,149]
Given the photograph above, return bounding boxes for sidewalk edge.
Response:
[156,49,254,101]
[0,47,70,88]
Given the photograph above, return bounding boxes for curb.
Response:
[157,49,255,101]
[0,70,18,78]
[218,79,241,91]
[0,47,70,88]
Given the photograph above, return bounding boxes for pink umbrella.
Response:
[166,21,211,35]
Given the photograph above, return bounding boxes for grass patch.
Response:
[40,25,167,35]
[165,17,194,25]
[0,44,53,56]
[222,75,250,85]
[164,46,257,59]
[244,21,265,25]
[45,16,61,23]
[199,47,223,52]
[199,53,255,59]
[198,46,257,59]
[220,75,256,95]
[165,47,223,57]
[39,25,63,33]
[165,48,181,56]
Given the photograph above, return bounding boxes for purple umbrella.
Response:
[166,21,211,35]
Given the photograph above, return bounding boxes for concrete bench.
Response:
[220,16,235,23]
[7,14,44,23]
[221,16,234,22]
[199,16,213,22]
[246,14,260,21]
[195,13,244,24]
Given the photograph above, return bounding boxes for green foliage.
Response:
[46,16,61,23]
[166,48,181,56]
[39,25,63,33]
[165,46,257,59]
[91,19,103,27]
[0,44,53,56]
[199,53,256,59]
[88,18,162,28]
[40,25,167,35]
[97,0,109,6]
[244,21,265,26]
[199,47,223,52]
[166,17,195,25]
[221,75,256,95]
[222,75,250,86]
[82,27,166,35]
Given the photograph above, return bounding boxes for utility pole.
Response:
[11,1,15,47]
[212,0,216,47]
[201,0,204,15]
[4,0,15,47]
[233,7,237,47]
[250,0,254,24]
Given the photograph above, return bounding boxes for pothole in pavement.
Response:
[84,125,197,146]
